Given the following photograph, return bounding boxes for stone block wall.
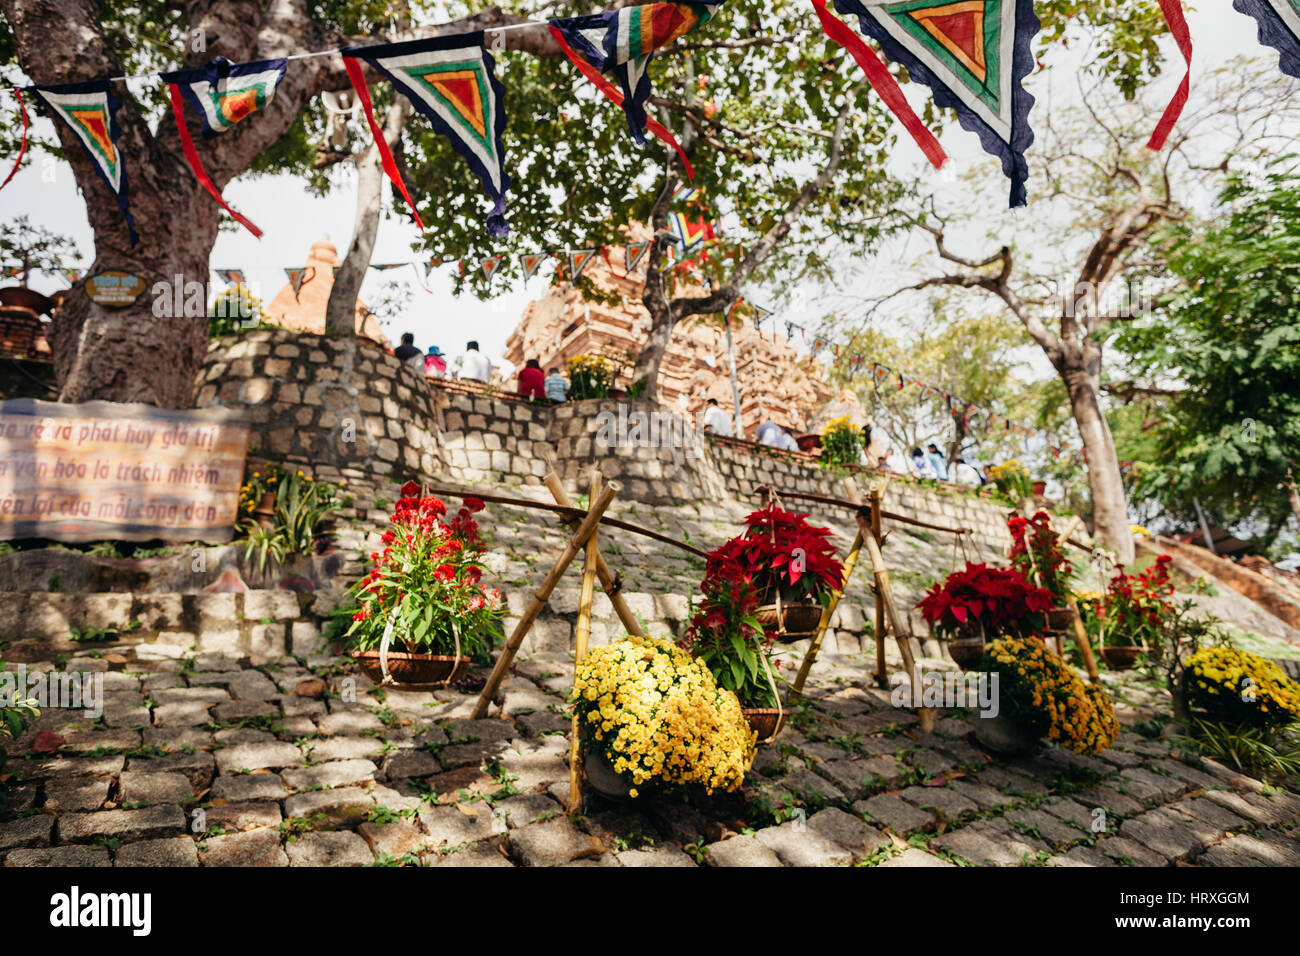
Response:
[196,330,442,486]
[0,590,334,664]
[435,388,554,486]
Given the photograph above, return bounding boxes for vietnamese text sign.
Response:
[0,399,250,542]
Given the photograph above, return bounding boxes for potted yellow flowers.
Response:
[977,637,1119,756]
[571,635,755,799]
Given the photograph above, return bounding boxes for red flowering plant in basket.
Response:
[1097,554,1175,651]
[343,482,503,662]
[715,504,844,607]
[917,562,1055,643]
[681,552,780,709]
[1008,511,1074,602]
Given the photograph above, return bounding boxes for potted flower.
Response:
[1008,511,1075,631]
[343,483,503,686]
[977,636,1119,756]
[1095,555,1174,669]
[682,555,784,741]
[571,635,755,799]
[987,460,1033,507]
[1183,647,1300,730]
[819,416,862,467]
[566,353,614,401]
[917,562,1055,669]
[710,504,844,640]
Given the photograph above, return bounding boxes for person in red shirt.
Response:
[517,358,545,400]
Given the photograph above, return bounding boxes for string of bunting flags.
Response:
[7,1,1284,249]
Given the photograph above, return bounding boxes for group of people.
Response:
[391,333,572,402]
[860,423,987,486]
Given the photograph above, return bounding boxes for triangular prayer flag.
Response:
[520,252,547,281]
[481,254,505,284]
[62,268,80,284]
[215,269,246,286]
[548,4,723,177]
[569,248,598,280]
[1234,0,1300,79]
[30,80,137,245]
[285,267,311,301]
[369,262,408,271]
[625,240,652,273]
[161,58,285,238]
[828,0,1040,207]
[343,33,511,235]
[872,363,890,386]
[668,213,715,256]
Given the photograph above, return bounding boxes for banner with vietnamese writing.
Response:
[0,399,250,542]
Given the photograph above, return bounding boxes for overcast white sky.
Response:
[0,5,1266,376]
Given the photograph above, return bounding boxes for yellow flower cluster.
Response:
[567,353,613,375]
[987,460,1028,481]
[1185,647,1300,725]
[985,636,1119,755]
[823,416,856,437]
[572,635,755,797]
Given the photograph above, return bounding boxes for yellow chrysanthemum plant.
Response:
[981,637,1119,755]
[1184,647,1300,730]
[571,635,756,798]
[820,416,863,467]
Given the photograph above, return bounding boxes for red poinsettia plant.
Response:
[1008,511,1074,601]
[344,482,503,658]
[1098,554,1174,650]
[681,553,779,709]
[707,504,844,606]
[917,562,1055,641]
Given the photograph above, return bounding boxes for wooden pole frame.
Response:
[568,468,602,811]
[472,480,621,718]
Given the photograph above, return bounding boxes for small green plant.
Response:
[86,541,122,558]
[1173,718,1300,781]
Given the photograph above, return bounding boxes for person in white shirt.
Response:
[702,398,733,437]
[453,340,492,384]
[952,458,983,487]
[882,446,908,475]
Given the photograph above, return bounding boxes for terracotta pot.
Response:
[583,749,634,800]
[973,713,1041,757]
[756,601,822,639]
[742,707,785,742]
[947,639,986,671]
[1098,645,1146,670]
[1046,607,1074,632]
[795,433,822,452]
[253,491,277,530]
[1032,480,1047,497]
[349,650,469,687]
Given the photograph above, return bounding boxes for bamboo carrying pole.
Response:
[844,478,934,733]
[1067,594,1102,685]
[544,472,645,638]
[568,469,602,811]
[793,481,867,695]
[871,481,888,688]
[472,481,621,718]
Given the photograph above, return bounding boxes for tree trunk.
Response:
[1062,364,1135,565]
[1287,473,1300,530]
[326,100,408,336]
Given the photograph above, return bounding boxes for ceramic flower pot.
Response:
[741,707,785,742]
[795,433,822,452]
[947,639,986,671]
[973,713,1041,757]
[1098,645,1146,670]
[349,650,469,687]
[253,491,277,530]
[583,748,634,800]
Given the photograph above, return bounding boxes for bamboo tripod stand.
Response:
[770,477,935,733]
[470,467,645,812]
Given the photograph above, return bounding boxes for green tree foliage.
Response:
[1117,167,1300,544]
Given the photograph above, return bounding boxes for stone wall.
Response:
[0,589,332,663]
[196,330,442,486]
[435,386,554,486]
